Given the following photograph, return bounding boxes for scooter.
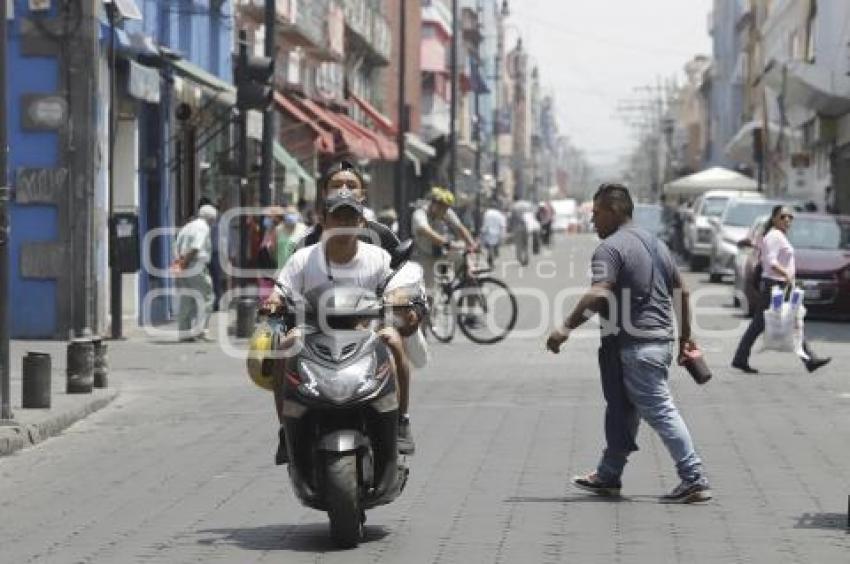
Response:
[274,243,414,548]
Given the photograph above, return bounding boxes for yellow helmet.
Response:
[429,186,455,206]
[246,322,276,391]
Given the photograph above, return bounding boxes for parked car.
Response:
[736,213,850,317]
[632,203,665,238]
[732,215,770,314]
[683,190,764,271]
[707,199,786,283]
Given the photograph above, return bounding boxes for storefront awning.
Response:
[405,132,436,161]
[763,59,850,117]
[350,93,396,135]
[724,119,800,162]
[273,92,334,153]
[297,97,381,160]
[335,111,398,161]
[103,0,143,21]
[168,57,236,107]
[273,141,317,197]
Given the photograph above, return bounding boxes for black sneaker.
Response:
[660,480,712,504]
[731,360,758,374]
[805,357,831,373]
[571,472,622,497]
[398,415,416,455]
[275,427,289,465]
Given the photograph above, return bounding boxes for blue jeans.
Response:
[596,339,706,484]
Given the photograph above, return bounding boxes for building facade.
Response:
[6,0,235,337]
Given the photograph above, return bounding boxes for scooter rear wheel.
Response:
[325,453,364,548]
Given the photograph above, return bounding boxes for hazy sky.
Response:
[509,0,713,169]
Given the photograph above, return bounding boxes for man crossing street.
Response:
[546,183,711,504]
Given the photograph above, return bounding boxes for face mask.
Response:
[262,217,274,229]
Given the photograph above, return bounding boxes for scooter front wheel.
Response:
[325,453,364,548]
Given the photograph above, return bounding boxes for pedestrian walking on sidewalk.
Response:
[731,205,831,374]
[480,203,507,267]
[546,183,712,504]
[172,205,217,342]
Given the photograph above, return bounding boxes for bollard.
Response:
[66,338,94,394]
[236,297,257,338]
[22,352,51,408]
[92,337,108,388]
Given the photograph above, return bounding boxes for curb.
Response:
[0,390,120,457]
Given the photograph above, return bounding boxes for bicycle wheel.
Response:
[427,289,455,343]
[455,277,517,344]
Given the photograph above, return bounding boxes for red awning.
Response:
[297,98,381,161]
[273,92,334,153]
[350,93,397,136]
[335,111,398,161]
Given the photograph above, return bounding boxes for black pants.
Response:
[733,279,815,365]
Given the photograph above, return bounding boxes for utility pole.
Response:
[260,0,275,207]
[234,29,273,276]
[237,31,249,279]
[449,0,459,193]
[0,0,13,422]
[493,1,508,200]
[473,0,483,235]
[107,6,121,339]
[395,0,409,237]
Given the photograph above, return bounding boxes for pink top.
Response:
[759,229,795,281]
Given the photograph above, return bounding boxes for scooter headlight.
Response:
[299,355,377,404]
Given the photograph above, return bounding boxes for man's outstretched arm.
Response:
[546,281,614,353]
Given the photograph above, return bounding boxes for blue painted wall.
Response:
[7,0,62,337]
[707,0,746,168]
[124,0,234,324]
[6,0,234,334]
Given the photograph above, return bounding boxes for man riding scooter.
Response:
[263,189,419,461]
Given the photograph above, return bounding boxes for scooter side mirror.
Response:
[390,239,414,270]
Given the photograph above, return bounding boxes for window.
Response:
[805,0,817,62]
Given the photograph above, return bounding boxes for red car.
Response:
[737,213,850,317]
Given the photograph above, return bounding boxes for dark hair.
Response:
[593,182,634,218]
[319,160,366,193]
[762,204,783,236]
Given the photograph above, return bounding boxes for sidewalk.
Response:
[0,339,120,457]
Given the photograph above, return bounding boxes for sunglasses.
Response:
[780,214,794,220]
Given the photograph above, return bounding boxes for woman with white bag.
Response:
[731,205,831,374]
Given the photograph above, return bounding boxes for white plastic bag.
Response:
[404,327,431,369]
[762,292,808,359]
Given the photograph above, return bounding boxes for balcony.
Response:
[342,0,391,65]
[421,92,451,140]
[234,0,343,62]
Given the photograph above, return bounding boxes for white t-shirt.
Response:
[275,241,393,299]
[760,229,795,281]
[411,206,463,257]
[481,208,507,246]
[174,218,211,266]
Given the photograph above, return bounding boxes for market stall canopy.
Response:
[663,167,758,198]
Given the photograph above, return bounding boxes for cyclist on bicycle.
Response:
[411,186,478,292]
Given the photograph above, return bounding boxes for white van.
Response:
[683,190,764,270]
